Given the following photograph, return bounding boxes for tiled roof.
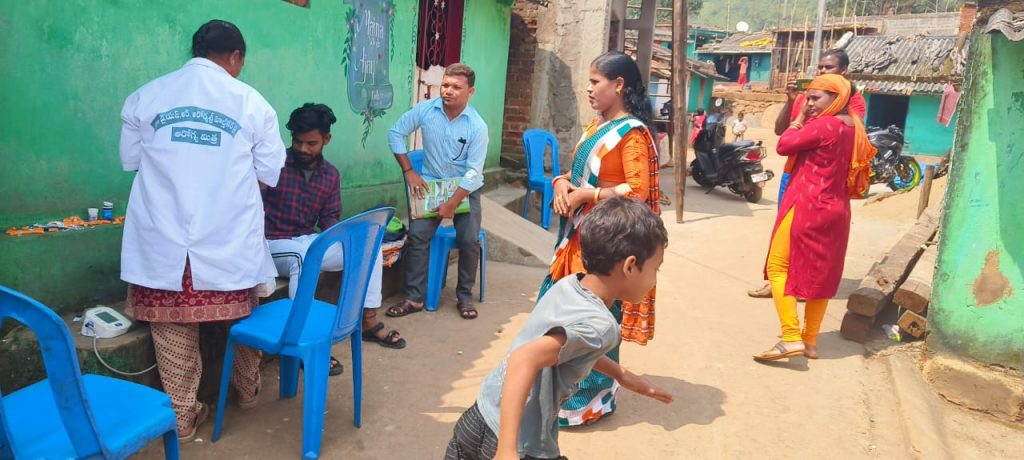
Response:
[852,79,947,95]
[846,35,959,78]
[696,31,775,54]
[623,38,727,81]
[983,8,1024,41]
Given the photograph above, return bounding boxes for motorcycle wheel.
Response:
[888,157,922,191]
[743,186,763,203]
[690,160,713,187]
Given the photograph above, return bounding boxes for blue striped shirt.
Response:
[388,97,488,192]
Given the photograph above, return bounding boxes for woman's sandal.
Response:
[385,299,424,318]
[178,402,209,441]
[362,322,407,349]
[753,342,805,362]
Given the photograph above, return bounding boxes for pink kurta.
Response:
[768,116,853,299]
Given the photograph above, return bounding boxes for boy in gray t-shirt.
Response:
[445,197,673,460]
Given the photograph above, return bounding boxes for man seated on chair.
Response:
[262,103,406,374]
[385,63,488,320]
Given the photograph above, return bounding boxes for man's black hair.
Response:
[579,197,668,276]
[821,49,851,70]
[191,19,246,58]
[286,103,337,136]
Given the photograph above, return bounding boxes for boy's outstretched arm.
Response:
[495,331,567,460]
[593,356,674,404]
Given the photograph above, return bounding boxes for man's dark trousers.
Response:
[405,190,482,304]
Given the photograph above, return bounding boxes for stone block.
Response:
[840,311,876,343]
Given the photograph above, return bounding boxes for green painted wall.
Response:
[687,75,712,112]
[0,0,510,313]
[932,32,1024,369]
[905,95,957,156]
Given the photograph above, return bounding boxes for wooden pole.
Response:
[800,14,810,75]
[916,164,936,218]
[672,0,689,223]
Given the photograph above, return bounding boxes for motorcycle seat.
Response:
[716,140,755,156]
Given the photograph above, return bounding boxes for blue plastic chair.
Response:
[211,207,394,459]
[0,285,179,460]
[404,150,487,311]
[521,129,560,229]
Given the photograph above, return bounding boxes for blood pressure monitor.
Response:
[81,306,131,339]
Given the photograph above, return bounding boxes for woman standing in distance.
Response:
[546,51,663,426]
[119,19,286,440]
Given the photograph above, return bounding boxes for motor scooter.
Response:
[688,113,774,203]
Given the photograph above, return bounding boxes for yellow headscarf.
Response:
[806,74,877,198]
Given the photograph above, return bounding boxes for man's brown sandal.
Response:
[457,301,478,320]
[385,299,424,317]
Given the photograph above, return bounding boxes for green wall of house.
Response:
[0,0,510,314]
[905,95,957,156]
[932,32,1024,369]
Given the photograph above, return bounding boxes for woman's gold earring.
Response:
[616,88,622,95]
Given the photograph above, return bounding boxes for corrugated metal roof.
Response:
[983,8,1024,41]
[852,79,947,95]
[623,38,728,81]
[846,35,959,79]
[696,31,775,55]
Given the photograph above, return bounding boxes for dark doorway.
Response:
[865,94,910,130]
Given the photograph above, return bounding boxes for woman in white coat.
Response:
[119,19,286,440]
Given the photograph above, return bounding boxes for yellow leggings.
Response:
[766,209,830,345]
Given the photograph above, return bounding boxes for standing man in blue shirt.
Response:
[386,63,488,320]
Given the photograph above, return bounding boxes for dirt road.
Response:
[137,127,1022,459]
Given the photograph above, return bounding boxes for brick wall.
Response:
[959,2,978,33]
[500,1,540,167]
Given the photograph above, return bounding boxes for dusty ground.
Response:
[137,126,1022,459]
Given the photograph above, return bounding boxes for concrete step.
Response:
[480,191,555,268]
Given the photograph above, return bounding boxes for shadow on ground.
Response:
[570,375,726,433]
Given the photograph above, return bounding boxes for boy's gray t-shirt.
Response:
[476,274,620,459]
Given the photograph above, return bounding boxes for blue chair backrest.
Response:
[0,286,105,458]
[522,129,560,180]
[406,149,425,175]
[281,207,395,345]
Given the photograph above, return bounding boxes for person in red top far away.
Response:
[747,49,866,299]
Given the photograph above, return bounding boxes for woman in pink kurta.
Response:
[755,74,872,362]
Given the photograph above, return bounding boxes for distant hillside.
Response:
[692,0,962,33]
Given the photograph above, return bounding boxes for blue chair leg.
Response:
[541,186,553,230]
[350,336,363,428]
[279,355,301,399]
[163,429,180,460]
[301,348,331,459]
[479,231,486,303]
[521,189,531,219]
[425,238,443,312]
[212,337,237,442]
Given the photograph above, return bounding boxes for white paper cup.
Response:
[87,208,99,221]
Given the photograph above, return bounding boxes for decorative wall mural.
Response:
[341,0,396,146]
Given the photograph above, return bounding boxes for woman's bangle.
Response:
[789,121,803,129]
[593,187,602,203]
[402,167,412,173]
[553,176,567,185]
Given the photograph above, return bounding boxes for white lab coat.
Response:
[119,58,286,292]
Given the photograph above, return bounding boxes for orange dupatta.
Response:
[806,74,877,198]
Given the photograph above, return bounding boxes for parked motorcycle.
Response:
[688,113,774,203]
[867,125,922,191]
